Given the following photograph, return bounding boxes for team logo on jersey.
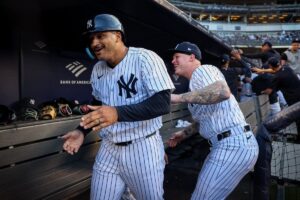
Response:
[117,74,138,98]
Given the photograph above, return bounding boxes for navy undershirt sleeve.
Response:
[116,89,171,122]
[75,90,171,136]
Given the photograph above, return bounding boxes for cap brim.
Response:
[167,49,191,55]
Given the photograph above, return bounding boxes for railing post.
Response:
[254,95,262,125]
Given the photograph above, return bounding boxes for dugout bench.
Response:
[0,95,269,200]
[0,103,191,200]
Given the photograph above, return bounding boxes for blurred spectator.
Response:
[281,38,300,79]
[264,57,300,107]
[241,41,280,65]
[215,30,300,46]
[261,57,300,142]
[218,51,252,101]
[251,74,281,118]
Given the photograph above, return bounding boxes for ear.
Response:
[189,54,196,61]
[115,31,122,42]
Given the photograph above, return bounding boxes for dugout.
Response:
[0,1,267,199]
[0,0,231,105]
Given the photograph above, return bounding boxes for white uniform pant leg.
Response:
[268,102,281,119]
[91,140,126,200]
[120,133,165,200]
[191,131,259,200]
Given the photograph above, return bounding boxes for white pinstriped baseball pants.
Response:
[91,132,165,200]
[191,129,259,200]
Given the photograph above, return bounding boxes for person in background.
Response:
[241,41,280,65]
[219,51,252,101]
[281,38,300,79]
[258,57,300,142]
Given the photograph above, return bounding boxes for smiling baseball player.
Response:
[62,14,174,200]
[167,41,259,200]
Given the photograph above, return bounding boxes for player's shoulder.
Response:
[93,60,106,70]
[192,64,222,80]
[91,61,108,76]
[129,47,161,60]
[198,64,220,73]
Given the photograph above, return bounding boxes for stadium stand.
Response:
[170,0,300,23]
[215,30,300,46]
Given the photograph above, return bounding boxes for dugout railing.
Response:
[0,95,269,200]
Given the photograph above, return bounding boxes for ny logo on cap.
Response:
[87,19,93,29]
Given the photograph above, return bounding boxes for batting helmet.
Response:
[84,14,124,35]
[84,14,125,59]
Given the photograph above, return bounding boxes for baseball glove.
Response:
[12,98,39,121]
[20,107,39,120]
[58,104,72,117]
[39,105,57,120]
[72,104,90,115]
[0,105,16,125]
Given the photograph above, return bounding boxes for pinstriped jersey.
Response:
[90,47,175,143]
[188,65,247,140]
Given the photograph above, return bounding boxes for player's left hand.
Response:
[167,131,185,147]
[80,105,118,131]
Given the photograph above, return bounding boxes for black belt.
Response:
[115,132,156,146]
[216,125,251,142]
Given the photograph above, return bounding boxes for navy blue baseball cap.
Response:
[169,42,202,60]
[262,41,272,48]
[220,54,230,63]
[267,57,280,68]
[292,38,300,43]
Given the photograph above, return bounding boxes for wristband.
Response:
[76,125,92,137]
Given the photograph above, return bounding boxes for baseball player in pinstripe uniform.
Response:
[62,14,174,200]
[167,42,259,200]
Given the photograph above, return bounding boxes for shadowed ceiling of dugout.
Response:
[0,0,230,60]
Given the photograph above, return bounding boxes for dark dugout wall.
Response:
[0,0,231,106]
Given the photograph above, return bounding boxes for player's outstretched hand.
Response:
[80,105,118,131]
[167,131,185,148]
[251,67,264,74]
[62,129,84,155]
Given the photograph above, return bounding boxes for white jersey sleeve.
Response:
[190,64,225,90]
[140,50,175,95]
